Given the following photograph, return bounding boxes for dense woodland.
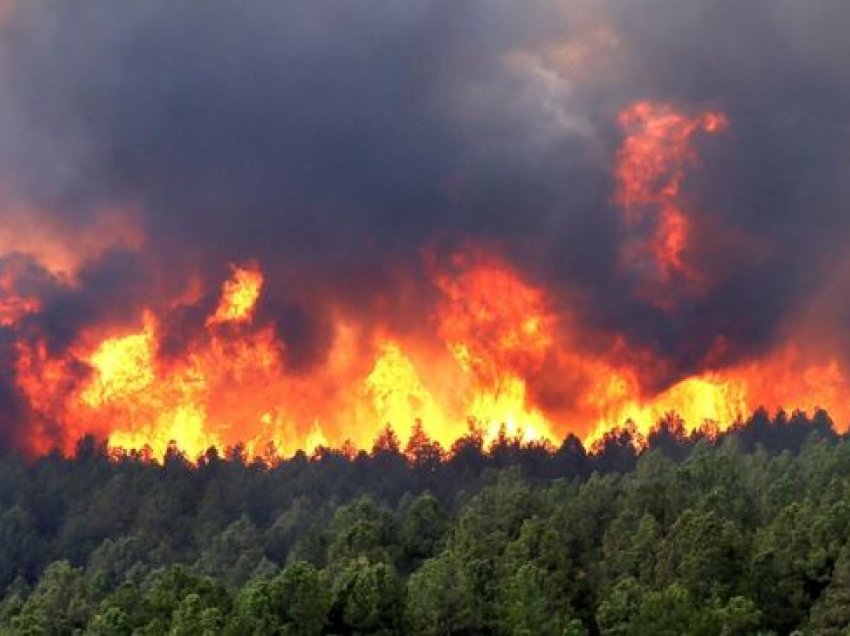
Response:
[1,409,850,634]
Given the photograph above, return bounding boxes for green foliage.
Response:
[0,507,37,590]
[228,561,331,635]
[405,550,478,634]
[399,493,449,566]
[596,576,643,636]
[195,516,264,588]
[170,593,226,635]
[137,565,231,634]
[497,562,575,635]
[14,561,92,635]
[806,544,850,634]
[87,605,131,635]
[655,509,744,601]
[330,559,404,633]
[327,496,399,566]
[0,410,847,633]
[273,561,332,634]
[597,581,762,636]
[86,534,159,591]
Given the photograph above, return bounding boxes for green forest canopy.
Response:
[0,408,848,634]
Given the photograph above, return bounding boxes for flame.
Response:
[434,252,553,381]
[0,205,144,333]
[431,251,557,444]
[0,268,40,326]
[207,263,264,326]
[615,101,727,302]
[4,102,849,460]
[362,342,450,444]
[12,258,562,458]
[9,253,850,460]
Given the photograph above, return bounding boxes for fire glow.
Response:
[12,253,850,460]
[4,101,850,460]
[615,101,728,304]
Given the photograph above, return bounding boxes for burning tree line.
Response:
[101,406,836,472]
[4,100,849,468]
[0,406,847,633]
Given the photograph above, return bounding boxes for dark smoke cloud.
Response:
[1,0,849,392]
[24,250,154,355]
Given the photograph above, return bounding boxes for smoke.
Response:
[1,1,849,452]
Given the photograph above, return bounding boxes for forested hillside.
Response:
[1,409,849,634]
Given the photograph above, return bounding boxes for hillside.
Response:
[0,409,846,634]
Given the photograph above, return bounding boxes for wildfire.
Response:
[3,102,849,461]
[615,101,728,303]
[0,205,143,279]
[9,251,848,461]
[207,263,264,326]
[8,257,558,457]
[0,268,40,326]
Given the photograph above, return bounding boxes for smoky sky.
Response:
[1,0,850,389]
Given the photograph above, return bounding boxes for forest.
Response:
[0,409,849,634]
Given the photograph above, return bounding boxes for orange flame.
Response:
[5,103,849,460]
[0,268,40,326]
[207,263,264,326]
[12,254,849,461]
[12,257,560,458]
[615,101,727,302]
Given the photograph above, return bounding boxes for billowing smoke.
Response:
[1,1,849,456]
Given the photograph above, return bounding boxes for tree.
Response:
[0,506,38,589]
[656,509,744,601]
[87,605,132,635]
[498,563,576,635]
[139,566,231,634]
[399,493,449,567]
[86,534,157,592]
[405,420,444,475]
[591,424,641,474]
[327,496,398,565]
[748,501,831,632]
[263,497,315,565]
[0,408,848,634]
[330,559,405,633]
[230,561,330,635]
[596,576,642,636]
[696,596,762,635]
[275,561,331,634]
[195,516,263,588]
[807,544,850,634]
[406,551,479,634]
[627,584,696,635]
[170,593,226,635]
[14,561,93,635]
[602,512,660,586]
[372,426,402,456]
